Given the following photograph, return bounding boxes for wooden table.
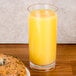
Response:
[0,44,76,76]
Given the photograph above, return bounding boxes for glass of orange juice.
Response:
[27,3,57,71]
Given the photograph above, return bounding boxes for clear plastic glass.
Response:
[28,3,57,71]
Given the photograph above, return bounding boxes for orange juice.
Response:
[28,9,57,66]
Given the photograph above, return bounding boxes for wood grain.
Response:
[0,44,76,76]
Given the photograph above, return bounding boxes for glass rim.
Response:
[27,3,58,12]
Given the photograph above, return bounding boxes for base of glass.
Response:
[30,62,56,71]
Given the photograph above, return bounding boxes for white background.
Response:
[0,0,76,43]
